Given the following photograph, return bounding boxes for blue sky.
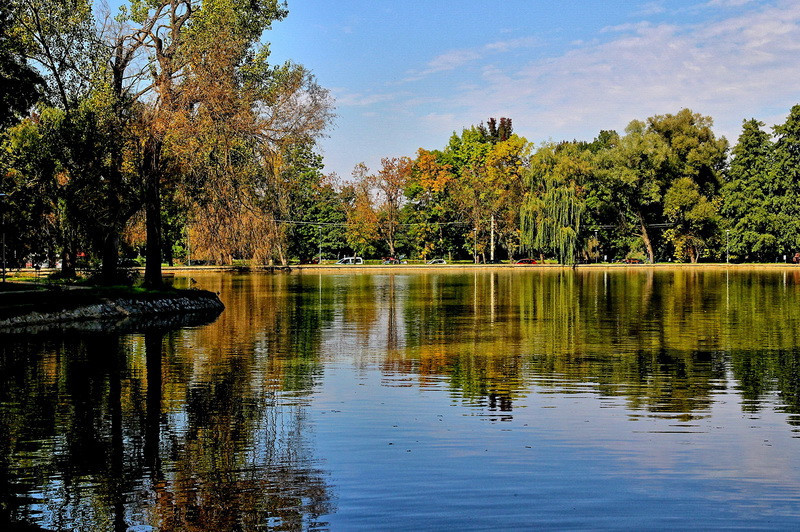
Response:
[265,0,800,179]
[105,1,800,179]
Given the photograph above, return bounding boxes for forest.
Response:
[3,1,800,286]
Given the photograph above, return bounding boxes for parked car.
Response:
[427,259,446,265]
[382,257,408,264]
[515,258,538,265]
[336,256,363,265]
[622,257,643,264]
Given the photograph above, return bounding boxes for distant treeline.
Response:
[308,106,800,265]
[3,3,800,280]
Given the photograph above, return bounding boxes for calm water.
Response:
[4,268,800,530]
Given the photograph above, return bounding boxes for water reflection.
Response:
[4,269,800,528]
[0,311,332,530]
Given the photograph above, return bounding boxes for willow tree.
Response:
[521,142,592,264]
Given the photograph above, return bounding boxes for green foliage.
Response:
[281,143,347,261]
[0,2,43,128]
[13,0,97,110]
[663,177,719,262]
[770,104,800,254]
[721,119,776,259]
[522,142,592,263]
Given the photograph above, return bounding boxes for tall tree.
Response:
[444,126,492,262]
[13,0,95,112]
[648,109,728,261]
[371,157,412,257]
[344,163,379,258]
[485,134,530,260]
[594,122,669,262]
[721,119,775,259]
[770,104,800,254]
[112,0,330,284]
[405,148,455,260]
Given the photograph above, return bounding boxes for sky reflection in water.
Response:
[3,268,800,529]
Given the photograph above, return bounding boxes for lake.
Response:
[3,268,800,529]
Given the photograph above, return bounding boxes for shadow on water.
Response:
[0,308,333,531]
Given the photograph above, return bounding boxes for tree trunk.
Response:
[638,211,654,263]
[61,236,76,278]
[144,166,163,288]
[101,233,119,285]
[473,225,479,264]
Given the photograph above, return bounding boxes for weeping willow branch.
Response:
[521,142,591,264]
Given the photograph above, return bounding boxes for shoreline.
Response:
[0,286,224,330]
[6,262,800,277]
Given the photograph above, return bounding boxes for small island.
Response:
[0,283,224,330]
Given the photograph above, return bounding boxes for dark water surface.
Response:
[4,268,800,529]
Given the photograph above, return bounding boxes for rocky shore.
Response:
[0,287,224,330]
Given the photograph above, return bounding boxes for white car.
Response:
[427,259,447,265]
[336,256,363,265]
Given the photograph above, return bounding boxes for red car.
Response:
[515,258,538,265]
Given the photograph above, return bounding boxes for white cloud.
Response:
[405,37,538,80]
[424,49,483,74]
[706,0,757,7]
[331,89,402,107]
[432,1,800,144]
[636,1,667,16]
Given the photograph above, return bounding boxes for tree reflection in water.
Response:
[0,310,332,530]
[373,268,800,422]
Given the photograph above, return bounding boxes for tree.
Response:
[595,122,670,262]
[663,177,719,262]
[405,148,454,260]
[771,104,800,254]
[594,110,727,263]
[521,142,592,264]
[344,163,379,258]
[371,157,412,257]
[648,109,728,261]
[110,0,331,284]
[0,1,42,128]
[13,0,95,112]
[444,126,493,262]
[721,119,775,259]
[485,134,531,260]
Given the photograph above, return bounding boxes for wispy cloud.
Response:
[635,1,667,16]
[331,88,403,107]
[430,0,800,143]
[404,37,538,81]
[706,0,757,7]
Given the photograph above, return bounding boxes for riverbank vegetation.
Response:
[3,2,800,281]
